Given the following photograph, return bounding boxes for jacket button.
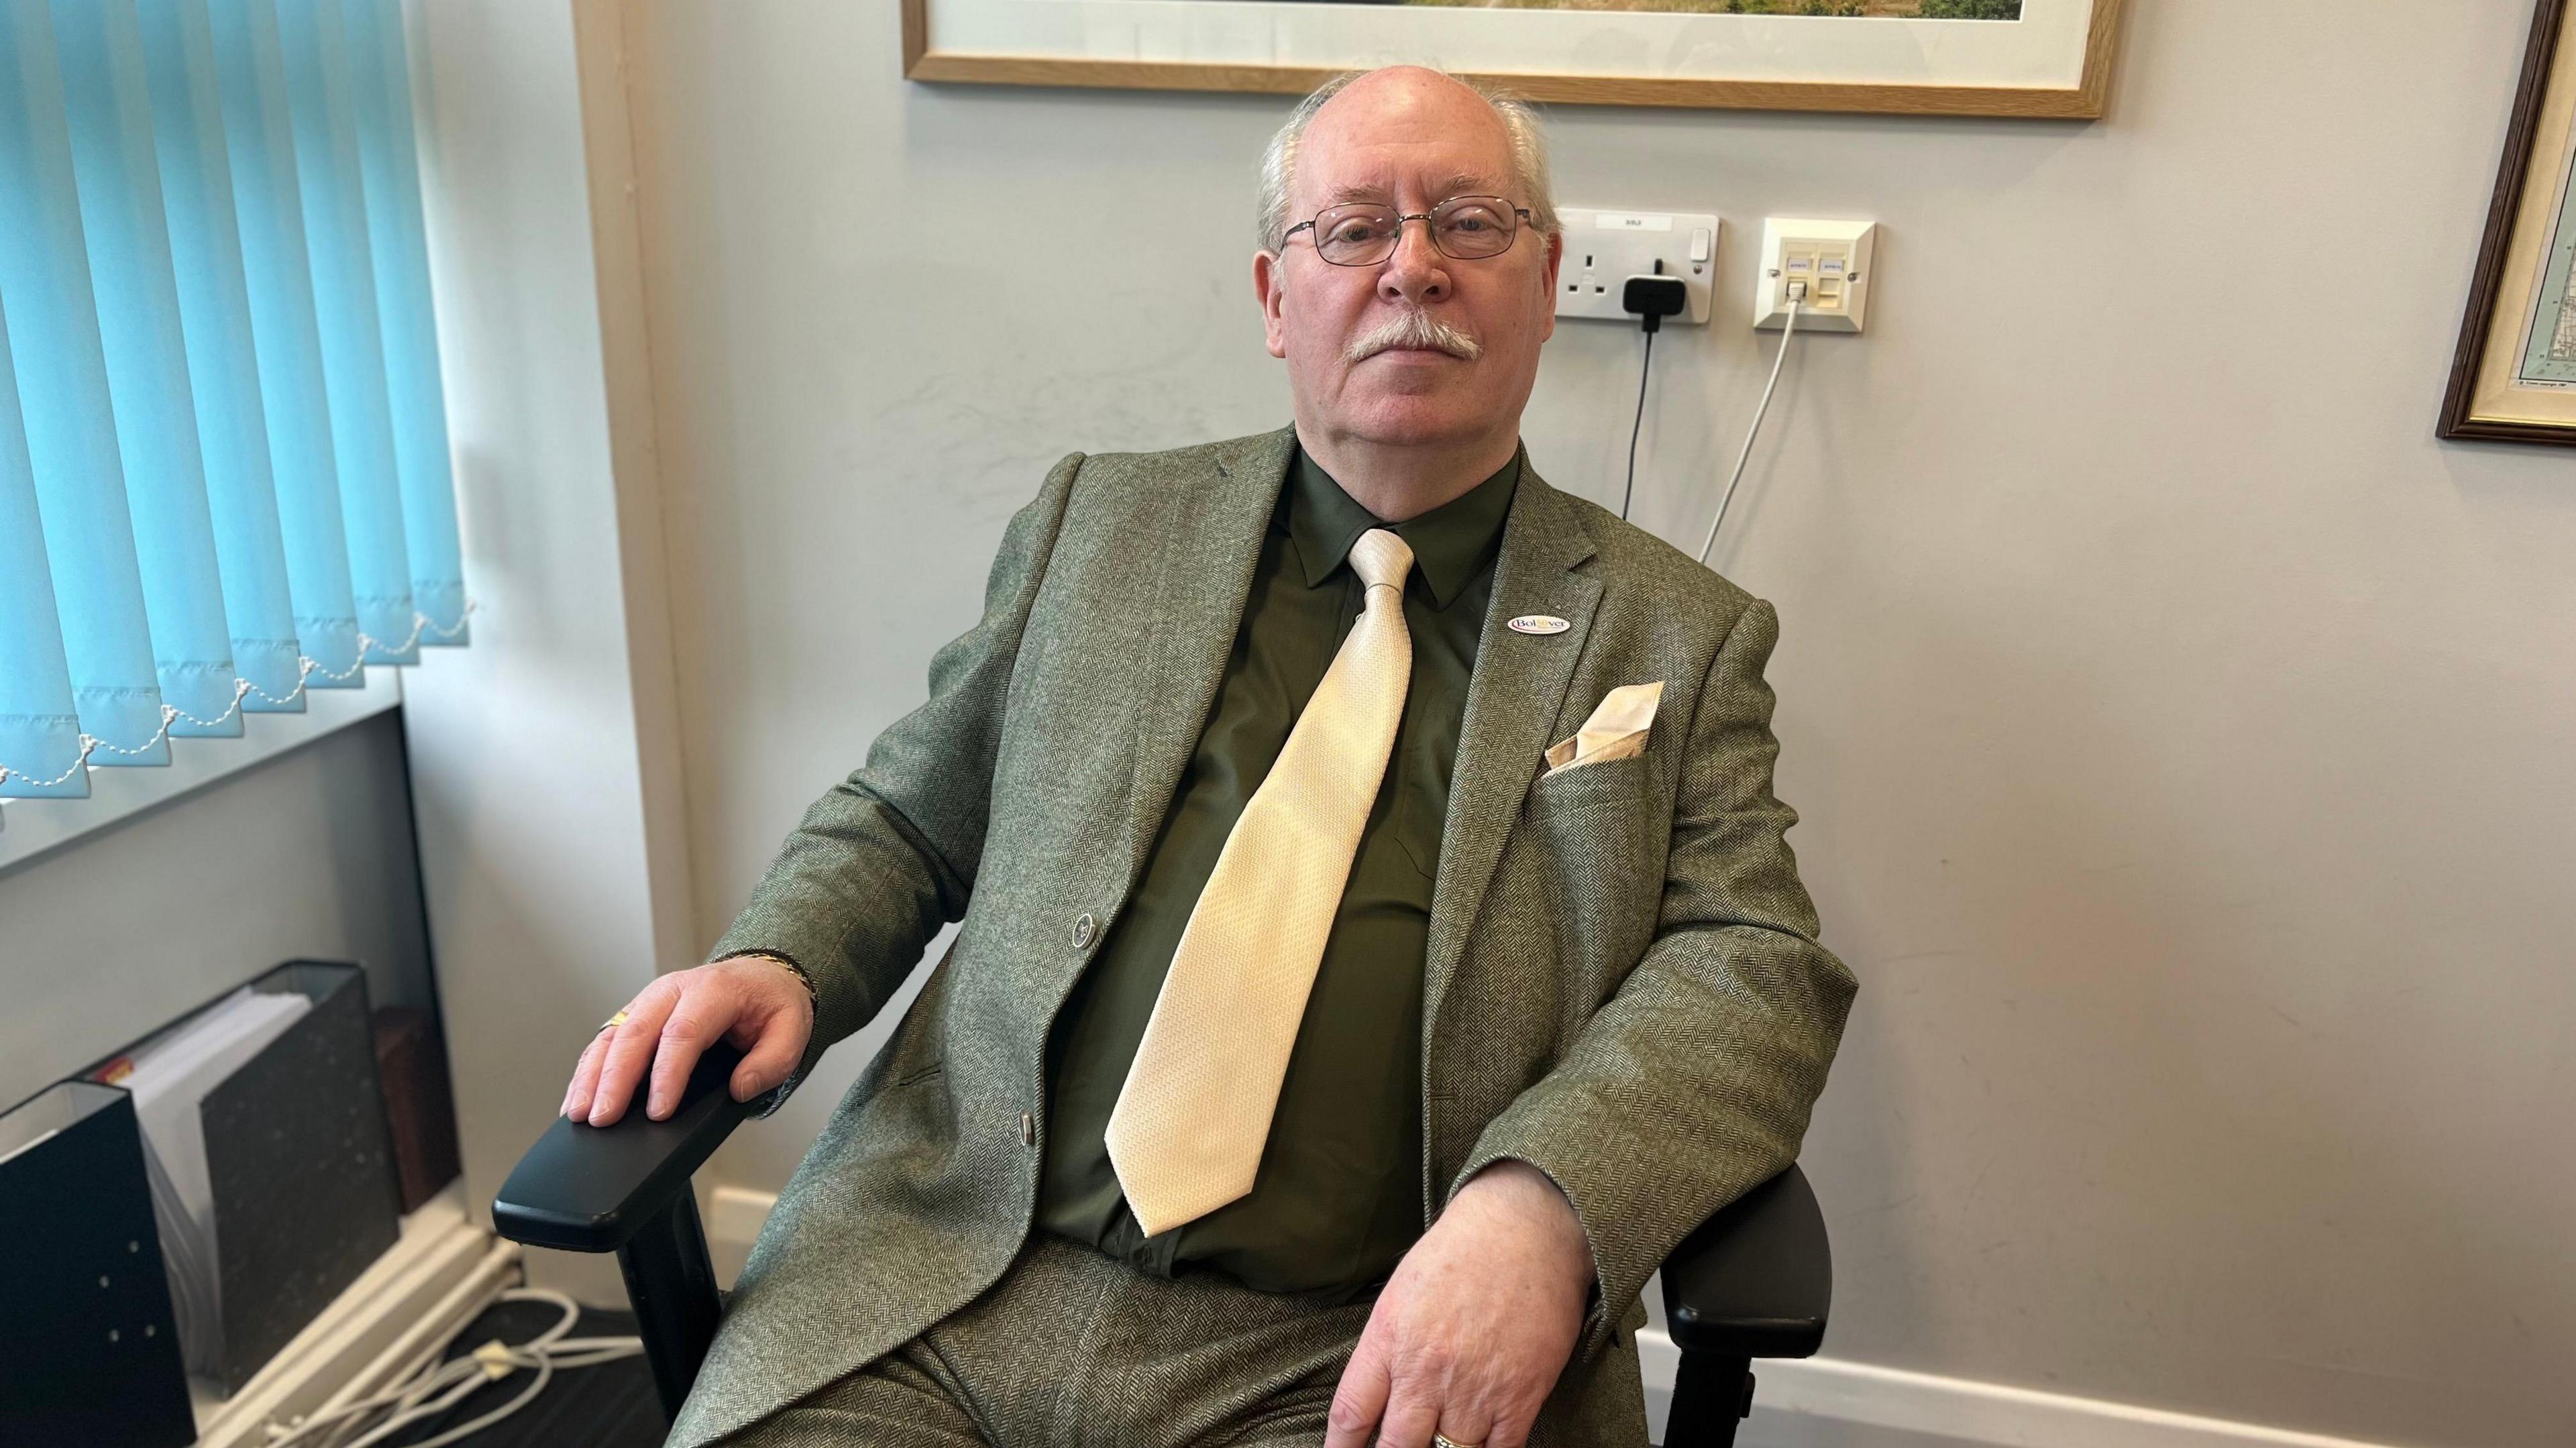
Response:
[1072,912,1097,948]
[1019,1111,1036,1146]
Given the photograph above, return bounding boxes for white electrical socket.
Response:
[1554,207,1720,325]
[1754,217,1876,333]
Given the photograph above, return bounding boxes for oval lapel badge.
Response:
[1507,614,1571,636]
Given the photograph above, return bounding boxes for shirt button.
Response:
[1072,912,1097,948]
[1018,1111,1036,1146]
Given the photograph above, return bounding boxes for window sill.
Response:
[0,667,405,876]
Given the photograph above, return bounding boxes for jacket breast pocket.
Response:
[1523,756,1666,988]
[1525,752,1652,818]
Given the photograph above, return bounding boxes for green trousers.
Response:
[714,1235,1379,1447]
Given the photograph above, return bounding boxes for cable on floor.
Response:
[260,1287,642,1448]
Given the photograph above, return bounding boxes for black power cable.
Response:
[1621,328,1653,520]
[1617,272,1686,521]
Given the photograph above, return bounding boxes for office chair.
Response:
[494,1045,1830,1447]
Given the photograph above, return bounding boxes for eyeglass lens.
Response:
[1311,197,1519,266]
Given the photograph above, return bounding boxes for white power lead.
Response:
[1698,289,1803,568]
[258,1286,641,1448]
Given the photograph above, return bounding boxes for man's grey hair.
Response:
[1255,68,1561,253]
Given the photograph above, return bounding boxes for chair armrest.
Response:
[1658,1164,1831,1359]
[492,1043,755,1254]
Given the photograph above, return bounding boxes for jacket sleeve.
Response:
[1447,597,1858,1359]
[707,452,1085,1093]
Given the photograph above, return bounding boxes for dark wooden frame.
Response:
[900,0,2127,120]
[2439,0,2576,445]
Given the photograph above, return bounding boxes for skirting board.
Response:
[708,1182,776,1290]
[1635,1332,2414,1448]
[707,1186,2401,1448]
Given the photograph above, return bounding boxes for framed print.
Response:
[900,0,2128,119]
[2443,0,2576,445]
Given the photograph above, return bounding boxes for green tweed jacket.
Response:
[671,427,1855,1447]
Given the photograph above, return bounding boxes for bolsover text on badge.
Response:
[1507,614,1571,635]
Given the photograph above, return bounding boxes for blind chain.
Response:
[0,601,476,791]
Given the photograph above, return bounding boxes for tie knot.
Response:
[1349,528,1414,594]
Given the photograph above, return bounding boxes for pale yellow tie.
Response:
[1105,527,1417,1236]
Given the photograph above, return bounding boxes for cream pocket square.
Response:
[1544,680,1664,776]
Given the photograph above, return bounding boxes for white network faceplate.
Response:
[1754,217,1877,333]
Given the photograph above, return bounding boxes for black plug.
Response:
[1618,265,1685,521]
[1621,274,1687,334]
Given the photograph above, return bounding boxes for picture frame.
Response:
[2440,0,2576,445]
[900,0,2128,120]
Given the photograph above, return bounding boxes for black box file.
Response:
[0,1080,196,1448]
[199,960,404,1391]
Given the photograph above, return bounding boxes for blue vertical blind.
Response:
[0,0,464,800]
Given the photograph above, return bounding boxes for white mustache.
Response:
[1345,309,1483,364]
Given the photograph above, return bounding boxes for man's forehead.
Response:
[1318,171,1514,207]
[1296,73,1516,204]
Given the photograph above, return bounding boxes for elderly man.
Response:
[561,66,1852,1448]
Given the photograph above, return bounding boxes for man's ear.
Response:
[1538,229,1563,344]
[1252,248,1289,359]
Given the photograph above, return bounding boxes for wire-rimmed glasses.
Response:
[1280,195,1533,267]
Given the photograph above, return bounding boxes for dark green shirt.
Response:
[1037,443,1521,1296]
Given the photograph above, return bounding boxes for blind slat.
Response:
[273,0,414,665]
[206,0,362,685]
[0,294,87,797]
[56,0,243,739]
[346,0,460,644]
[0,0,169,764]
[137,0,304,712]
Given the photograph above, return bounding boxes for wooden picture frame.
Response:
[900,0,2127,121]
[2441,0,2576,445]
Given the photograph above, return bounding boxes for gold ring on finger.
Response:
[600,1009,629,1032]
[1432,1437,1484,1448]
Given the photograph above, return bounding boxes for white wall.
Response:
[398,0,688,1303]
[562,3,2571,1444]
[0,712,432,1111]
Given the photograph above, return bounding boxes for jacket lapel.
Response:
[1119,426,1297,883]
[1423,467,1601,1040]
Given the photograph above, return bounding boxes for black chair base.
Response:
[617,1188,726,1416]
[1665,1353,1753,1447]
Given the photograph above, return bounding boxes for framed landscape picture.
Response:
[2442,0,2576,445]
[900,0,2128,119]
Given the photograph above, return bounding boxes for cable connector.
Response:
[1621,274,1688,335]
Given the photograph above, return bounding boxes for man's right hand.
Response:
[559,955,816,1126]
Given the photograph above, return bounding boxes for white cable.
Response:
[258,1286,640,1448]
[1698,294,1802,569]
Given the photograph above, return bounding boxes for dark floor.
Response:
[380,1298,665,1448]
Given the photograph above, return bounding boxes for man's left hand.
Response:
[1326,1160,1592,1448]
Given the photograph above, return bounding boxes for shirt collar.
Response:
[1282,443,1521,612]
